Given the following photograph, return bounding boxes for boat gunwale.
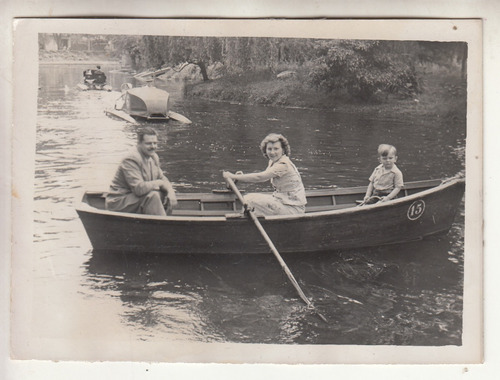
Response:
[76,177,464,223]
[265,177,463,220]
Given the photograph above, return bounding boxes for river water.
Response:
[30,63,466,359]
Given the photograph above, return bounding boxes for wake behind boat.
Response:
[76,176,465,255]
[105,83,192,124]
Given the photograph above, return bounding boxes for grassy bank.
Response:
[184,67,467,120]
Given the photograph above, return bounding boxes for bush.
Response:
[310,41,420,101]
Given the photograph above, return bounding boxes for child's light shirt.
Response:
[369,164,404,192]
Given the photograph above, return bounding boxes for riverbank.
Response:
[184,68,467,119]
[39,50,119,65]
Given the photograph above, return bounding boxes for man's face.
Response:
[138,134,158,157]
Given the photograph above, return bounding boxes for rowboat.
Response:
[77,68,112,91]
[105,83,191,124]
[134,67,171,81]
[76,176,465,254]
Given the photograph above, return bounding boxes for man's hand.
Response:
[167,193,178,207]
[159,179,177,207]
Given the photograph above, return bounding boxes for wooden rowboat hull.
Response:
[76,178,465,254]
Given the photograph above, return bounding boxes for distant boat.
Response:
[134,67,171,81]
[105,83,191,124]
[77,68,112,91]
[76,176,465,255]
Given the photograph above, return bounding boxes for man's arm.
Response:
[159,177,177,206]
[121,158,163,197]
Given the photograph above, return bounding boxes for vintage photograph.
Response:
[10,19,482,364]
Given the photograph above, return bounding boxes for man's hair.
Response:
[378,144,397,157]
[137,127,158,143]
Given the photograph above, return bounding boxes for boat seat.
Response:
[171,209,240,217]
[305,203,355,213]
[173,203,356,216]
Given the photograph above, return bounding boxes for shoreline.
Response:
[39,60,120,65]
[184,70,467,116]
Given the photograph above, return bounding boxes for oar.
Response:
[225,176,327,323]
[357,195,382,207]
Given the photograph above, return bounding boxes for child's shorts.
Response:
[372,189,392,197]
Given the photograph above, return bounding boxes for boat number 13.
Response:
[407,200,425,220]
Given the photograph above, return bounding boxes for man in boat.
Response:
[105,127,177,216]
[83,68,93,80]
[93,65,107,84]
[83,68,95,86]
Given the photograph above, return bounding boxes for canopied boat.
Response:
[76,176,465,255]
[105,83,191,124]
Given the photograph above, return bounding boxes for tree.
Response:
[415,41,467,79]
[110,35,144,69]
[310,40,420,101]
[137,36,225,81]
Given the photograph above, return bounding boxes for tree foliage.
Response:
[110,35,143,67]
[108,35,463,101]
[310,40,420,100]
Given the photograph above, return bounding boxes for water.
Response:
[31,63,465,356]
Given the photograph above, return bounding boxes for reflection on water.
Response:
[33,63,465,347]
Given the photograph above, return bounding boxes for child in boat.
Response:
[363,144,404,204]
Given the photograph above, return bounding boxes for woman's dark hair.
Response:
[260,133,291,158]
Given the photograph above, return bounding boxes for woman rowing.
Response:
[223,133,307,216]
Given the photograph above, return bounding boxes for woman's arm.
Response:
[223,169,274,183]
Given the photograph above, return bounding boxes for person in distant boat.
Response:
[105,127,177,216]
[93,65,106,84]
[83,68,94,82]
[223,133,307,216]
[363,144,404,204]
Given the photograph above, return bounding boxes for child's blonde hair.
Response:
[378,144,397,157]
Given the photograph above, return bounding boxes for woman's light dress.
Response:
[244,155,307,216]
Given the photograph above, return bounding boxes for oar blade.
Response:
[224,176,328,323]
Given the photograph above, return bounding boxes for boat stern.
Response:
[126,87,170,120]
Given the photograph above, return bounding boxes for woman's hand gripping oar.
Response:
[224,175,328,323]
